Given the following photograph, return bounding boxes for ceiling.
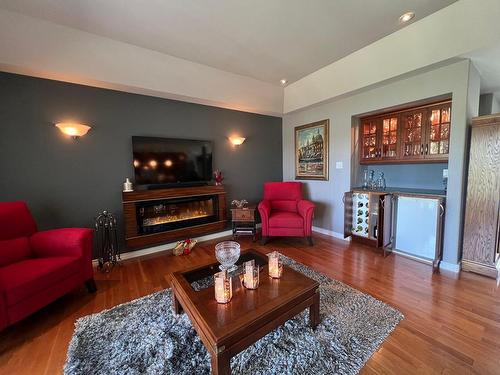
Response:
[465,43,500,102]
[0,0,456,85]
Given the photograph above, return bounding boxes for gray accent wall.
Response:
[0,72,282,253]
[283,60,480,265]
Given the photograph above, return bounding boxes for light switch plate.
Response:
[443,169,448,178]
[335,161,343,169]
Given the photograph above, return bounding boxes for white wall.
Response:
[0,9,283,116]
[283,60,478,265]
[284,0,500,113]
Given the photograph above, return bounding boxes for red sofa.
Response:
[258,182,315,245]
[0,201,95,331]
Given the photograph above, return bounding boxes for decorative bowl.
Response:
[215,241,240,272]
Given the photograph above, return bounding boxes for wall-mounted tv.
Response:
[132,136,213,187]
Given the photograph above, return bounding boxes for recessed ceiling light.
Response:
[280,79,288,86]
[399,11,415,24]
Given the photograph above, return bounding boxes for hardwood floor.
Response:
[1,233,499,374]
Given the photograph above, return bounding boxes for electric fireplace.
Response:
[122,185,227,249]
[137,195,217,234]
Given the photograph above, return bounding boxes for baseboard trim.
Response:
[392,250,460,273]
[440,261,461,273]
[93,224,344,265]
[461,259,497,278]
[92,229,233,265]
[312,226,350,241]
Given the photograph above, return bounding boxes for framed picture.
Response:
[295,119,329,180]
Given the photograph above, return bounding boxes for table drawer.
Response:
[232,209,255,221]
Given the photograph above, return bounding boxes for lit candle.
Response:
[214,270,232,303]
[243,260,259,289]
[268,251,283,279]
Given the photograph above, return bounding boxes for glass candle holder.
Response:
[268,251,283,279]
[243,260,259,290]
[214,270,232,304]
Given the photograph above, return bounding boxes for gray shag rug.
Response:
[65,256,403,375]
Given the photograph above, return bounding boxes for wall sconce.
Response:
[228,135,246,146]
[55,122,91,139]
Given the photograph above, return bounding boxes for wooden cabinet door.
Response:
[463,122,500,267]
[425,103,451,160]
[380,115,400,160]
[360,118,381,162]
[400,109,426,160]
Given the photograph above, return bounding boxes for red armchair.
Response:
[0,201,95,331]
[258,182,315,245]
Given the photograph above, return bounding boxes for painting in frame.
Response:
[295,119,329,181]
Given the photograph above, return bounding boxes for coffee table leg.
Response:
[211,350,231,375]
[172,291,183,315]
[309,291,320,329]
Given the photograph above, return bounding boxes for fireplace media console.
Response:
[122,185,227,248]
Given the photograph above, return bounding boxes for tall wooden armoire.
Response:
[462,114,500,278]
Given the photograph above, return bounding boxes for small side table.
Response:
[231,205,257,241]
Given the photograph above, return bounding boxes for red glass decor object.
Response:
[214,170,224,185]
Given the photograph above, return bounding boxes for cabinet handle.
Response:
[420,144,424,155]
[439,204,445,217]
[425,144,429,155]
[342,195,345,205]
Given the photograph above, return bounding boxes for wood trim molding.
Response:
[471,113,500,127]
[461,259,499,279]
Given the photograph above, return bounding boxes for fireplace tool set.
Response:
[95,210,121,272]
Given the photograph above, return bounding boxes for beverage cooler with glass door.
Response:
[343,190,393,255]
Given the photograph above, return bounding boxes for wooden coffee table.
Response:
[170,249,320,375]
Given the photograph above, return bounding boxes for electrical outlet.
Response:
[443,169,448,178]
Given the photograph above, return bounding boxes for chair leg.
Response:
[307,236,314,246]
[261,236,269,245]
[85,278,97,293]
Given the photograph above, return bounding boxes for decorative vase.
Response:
[215,241,240,272]
[214,170,224,185]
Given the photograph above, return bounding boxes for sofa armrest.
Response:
[30,228,93,259]
[297,200,315,236]
[258,200,271,236]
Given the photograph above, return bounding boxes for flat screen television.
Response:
[132,136,213,187]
